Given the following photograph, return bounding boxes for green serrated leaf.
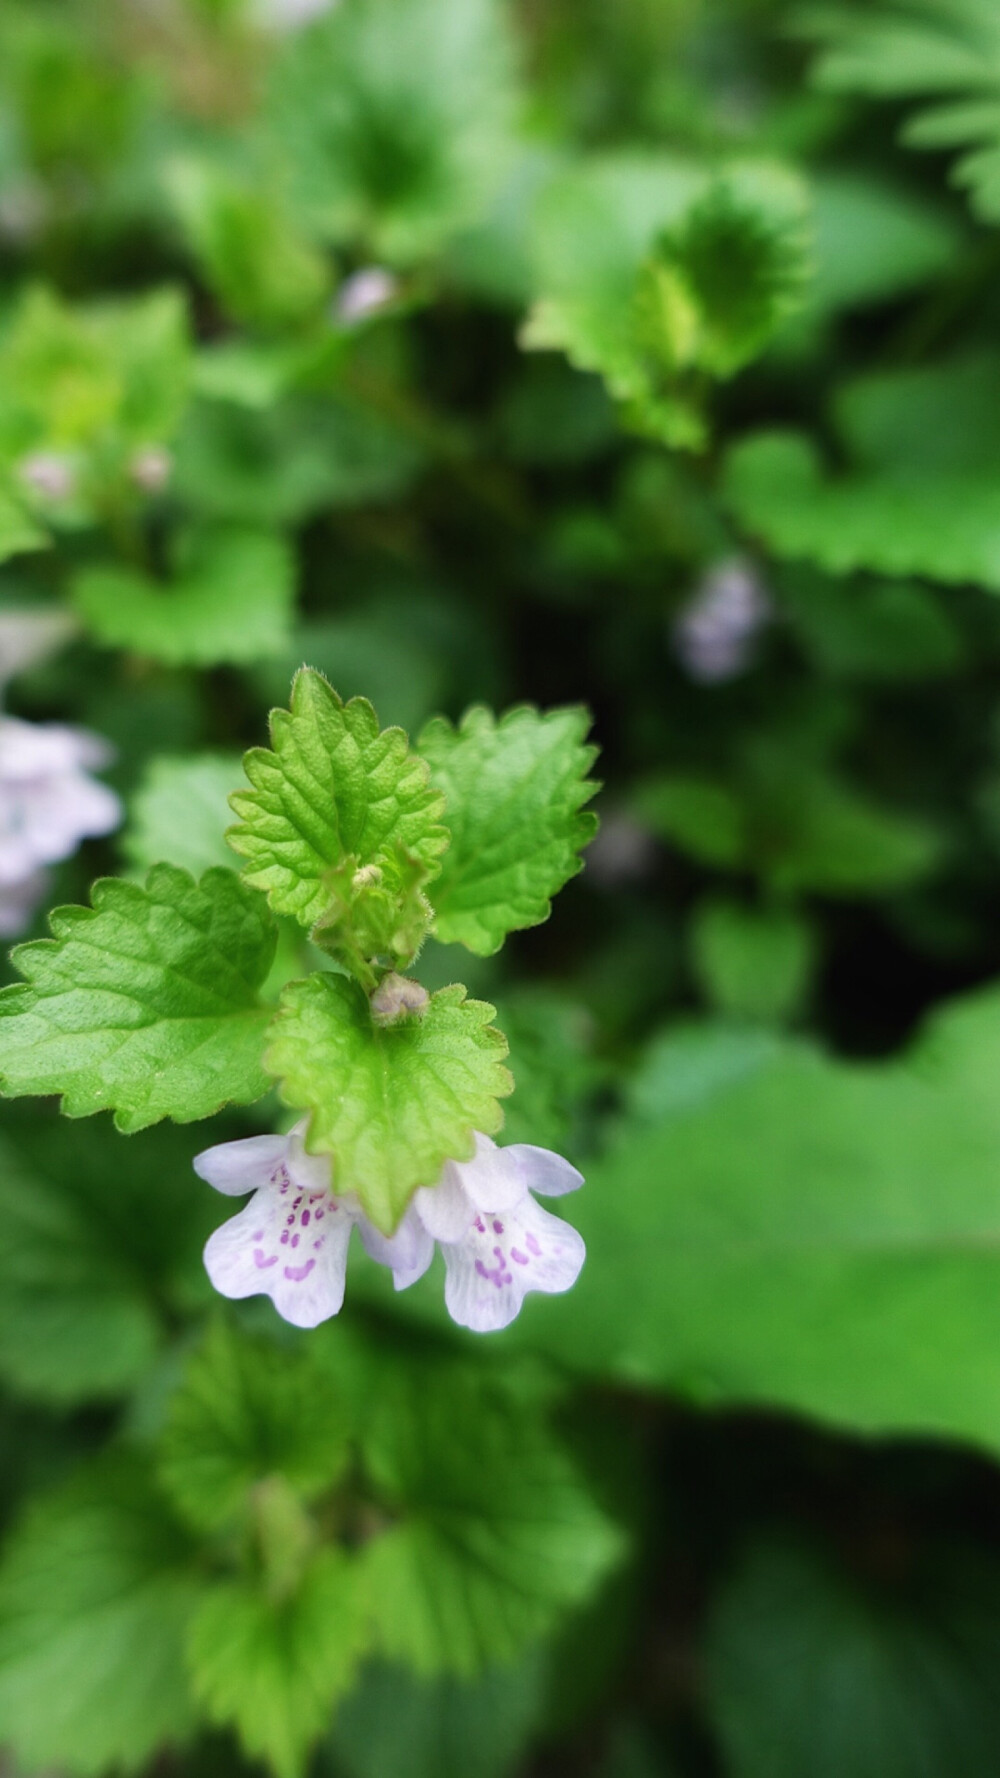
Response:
[527,984,1000,1454]
[522,156,809,450]
[159,1320,350,1535]
[725,352,1000,589]
[0,1456,202,1776]
[124,752,245,877]
[0,865,277,1131]
[188,1551,368,1778]
[229,669,448,973]
[799,0,1000,224]
[166,155,331,331]
[358,1358,626,1674]
[267,0,520,263]
[73,526,294,666]
[265,972,512,1231]
[418,704,599,956]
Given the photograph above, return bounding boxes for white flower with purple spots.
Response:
[195,1126,585,1334]
[402,1133,586,1332]
[195,1119,413,1329]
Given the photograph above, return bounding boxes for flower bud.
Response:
[370,972,429,1026]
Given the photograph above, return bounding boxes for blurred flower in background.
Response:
[672,557,772,683]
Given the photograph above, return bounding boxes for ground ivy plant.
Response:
[0,667,598,1285]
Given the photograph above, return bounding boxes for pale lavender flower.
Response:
[335,267,399,326]
[195,1119,416,1328]
[394,1133,586,1333]
[129,444,173,493]
[0,717,121,926]
[673,557,770,684]
[196,1125,585,1334]
[17,452,76,503]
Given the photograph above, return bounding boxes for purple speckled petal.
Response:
[504,1144,583,1198]
[203,1176,354,1328]
[193,1133,294,1197]
[440,1193,585,1334]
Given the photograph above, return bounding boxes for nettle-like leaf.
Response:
[0,284,191,511]
[798,0,1000,223]
[418,705,599,956]
[358,1357,626,1674]
[725,350,1000,589]
[188,1550,368,1778]
[0,1456,202,1776]
[228,669,448,969]
[528,984,1000,1455]
[0,865,277,1131]
[166,155,331,332]
[73,526,294,667]
[159,1319,350,1535]
[267,0,520,263]
[265,972,512,1231]
[123,752,245,878]
[521,157,809,449]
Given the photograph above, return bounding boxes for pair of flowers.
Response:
[196,1122,586,1333]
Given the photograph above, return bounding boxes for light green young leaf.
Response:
[73,526,294,666]
[229,668,448,948]
[705,1535,1000,1778]
[265,972,512,1231]
[267,0,520,263]
[0,284,190,495]
[159,1320,350,1534]
[123,752,244,877]
[359,1360,626,1674]
[166,155,331,330]
[190,1552,367,1778]
[527,984,1000,1455]
[0,1456,202,1776]
[0,865,277,1131]
[418,704,598,956]
[522,157,809,449]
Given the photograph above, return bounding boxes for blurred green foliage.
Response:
[6,0,1000,1774]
